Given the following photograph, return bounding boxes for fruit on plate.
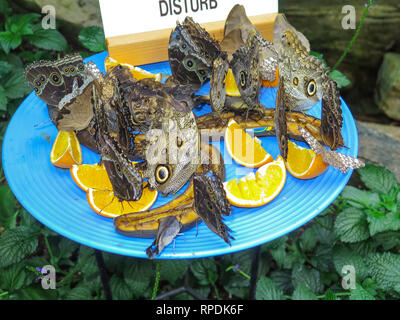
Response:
[70,163,113,191]
[225,68,241,97]
[104,57,162,81]
[223,155,287,207]
[225,118,273,168]
[285,140,329,179]
[87,186,158,218]
[50,130,82,168]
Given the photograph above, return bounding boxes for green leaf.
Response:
[291,264,323,294]
[269,270,293,295]
[299,227,317,252]
[0,262,26,291]
[26,28,68,51]
[123,260,153,299]
[5,14,40,36]
[0,185,17,226]
[3,67,31,99]
[65,284,93,300]
[372,231,400,251]
[0,0,12,16]
[78,26,106,52]
[311,215,335,244]
[160,260,190,285]
[109,275,132,300]
[0,31,22,53]
[311,244,334,273]
[191,258,218,286]
[292,283,318,300]
[334,208,370,243]
[0,226,40,268]
[0,60,12,78]
[358,164,398,194]
[332,245,369,281]
[340,186,380,209]
[14,286,57,300]
[0,85,7,111]
[367,210,400,236]
[365,253,400,291]
[256,276,285,300]
[329,70,351,88]
[350,283,375,300]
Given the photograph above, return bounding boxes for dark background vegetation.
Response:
[0,0,399,300]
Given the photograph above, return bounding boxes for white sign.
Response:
[99,0,278,38]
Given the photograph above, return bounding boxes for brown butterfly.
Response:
[274,77,289,160]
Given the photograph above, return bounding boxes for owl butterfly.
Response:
[210,52,229,115]
[90,66,143,202]
[320,80,344,151]
[273,14,344,150]
[230,31,261,109]
[24,54,95,131]
[168,17,221,88]
[273,14,328,111]
[193,170,233,245]
[274,77,289,160]
[24,53,94,110]
[298,125,364,173]
[222,4,278,82]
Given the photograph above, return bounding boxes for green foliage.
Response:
[0,0,398,301]
[78,26,106,53]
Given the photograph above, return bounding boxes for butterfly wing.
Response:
[210,52,229,114]
[274,77,289,160]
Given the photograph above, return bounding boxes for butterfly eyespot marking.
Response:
[186,60,193,68]
[182,44,187,49]
[155,165,170,184]
[307,80,317,96]
[115,162,122,175]
[50,72,62,85]
[63,67,69,74]
[293,77,299,86]
[40,76,45,82]
[70,66,76,74]
[199,70,206,75]
[205,199,214,211]
[34,87,39,92]
[239,71,246,88]
[78,64,85,72]
[176,136,183,147]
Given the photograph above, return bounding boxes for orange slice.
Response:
[224,155,286,207]
[70,163,113,192]
[105,57,162,81]
[87,187,158,218]
[285,140,329,179]
[50,130,82,168]
[225,68,241,97]
[261,67,279,88]
[225,119,273,168]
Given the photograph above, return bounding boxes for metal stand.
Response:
[94,249,113,300]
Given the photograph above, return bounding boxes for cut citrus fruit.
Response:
[225,119,273,168]
[70,163,113,192]
[224,155,287,207]
[261,67,279,88]
[105,57,162,81]
[225,68,241,97]
[87,186,158,218]
[285,140,329,179]
[50,130,82,168]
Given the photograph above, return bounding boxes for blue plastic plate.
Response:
[2,52,358,259]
